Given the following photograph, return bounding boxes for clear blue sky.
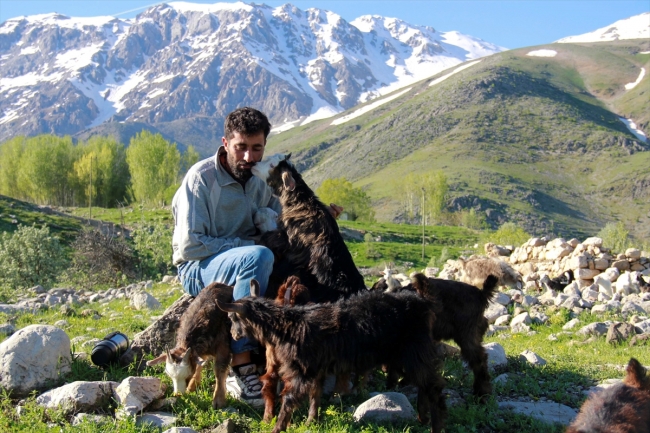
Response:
[1,1,648,49]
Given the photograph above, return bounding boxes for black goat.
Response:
[147,282,233,409]
[218,280,447,433]
[566,357,650,433]
[638,274,650,293]
[540,269,574,292]
[408,273,498,402]
[252,153,366,303]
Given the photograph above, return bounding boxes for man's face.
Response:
[222,131,266,182]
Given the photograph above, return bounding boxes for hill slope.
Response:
[267,39,650,241]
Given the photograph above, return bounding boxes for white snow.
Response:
[619,117,647,141]
[429,60,482,87]
[527,49,558,57]
[168,1,254,14]
[641,51,650,54]
[331,87,412,126]
[20,46,39,55]
[624,68,646,90]
[557,12,650,43]
[55,44,104,70]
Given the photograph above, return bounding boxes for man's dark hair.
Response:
[224,107,271,139]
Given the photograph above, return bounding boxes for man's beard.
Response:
[227,153,253,183]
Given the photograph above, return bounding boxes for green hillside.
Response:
[267,39,650,241]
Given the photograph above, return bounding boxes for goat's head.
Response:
[216,279,261,341]
[251,153,295,193]
[147,347,201,394]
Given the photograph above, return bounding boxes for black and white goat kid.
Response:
[252,153,366,302]
[217,280,447,433]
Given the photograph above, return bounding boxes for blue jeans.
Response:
[177,245,274,354]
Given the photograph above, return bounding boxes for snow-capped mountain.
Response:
[556,12,650,43]
[0,2,504,143]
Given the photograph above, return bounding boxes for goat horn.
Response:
[284,286,292,305]
[216,299,246,316]
[250,279,261,298]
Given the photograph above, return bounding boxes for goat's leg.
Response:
[458,338,492,402]
[187,362,203,392]
[416,375,447,433]
[273,378,303,433]
[261,362,280,422]
[306,377,323,425]
[212,348,232,409]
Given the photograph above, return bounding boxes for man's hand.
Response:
[328,203,343,219]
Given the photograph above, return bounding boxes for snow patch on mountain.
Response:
[331,87,412,126]
[624,68,646,90]
[428,60,482,87]
[527,49,558,57]
[556,12,650,43]
[619,117,648,142]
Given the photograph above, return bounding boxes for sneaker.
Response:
[226,363,265,408]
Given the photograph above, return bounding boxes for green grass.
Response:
[3,279,647,433]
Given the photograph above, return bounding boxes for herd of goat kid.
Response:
[147,154,650,433]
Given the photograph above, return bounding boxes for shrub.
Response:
[131,221,174,278]
[0,224,67,301]
[65,228,136,288]
[597,222,630,254]
[481,222,531,248]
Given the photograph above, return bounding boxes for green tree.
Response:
[316,177,375,222]
[459,208,487,230]
[398,171,448,225]
[0,136,27,199]
[126,131,180,206]
[179,144,200,178]
[74,136,130,207]
[598,221,630,254]
[17,135,77,205]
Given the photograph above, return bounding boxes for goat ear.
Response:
[285,153,291,160]
[181,347,192,365]
[196,356,207,366]
[250,279,261,297]
[146,353,168,366]
[624,358,647,388]
[216,299,246,316]
[284,286,292,305]
[281,171,296,191]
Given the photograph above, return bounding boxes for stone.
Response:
[563,318,580,330]
[36,381,118,414]
[563,282,581,296]
[352,392,416,423]
[484,302,508,324]
[498,401,577,425]
[593,257,609,270]
[561,295,582,309]
[136,412,177,428]
[493,373,509,386]
[211,419,237,433]
[511,323,532,333]
[494,315,511,326]
[0,325,72,397]
[612,260,631,272]
[120,294,193,369]
[519,350,547,366]
[510,312,532,328]
[492,292,511,306]
[114,376,167,419]
[577,322,608,337]
[634,319,650,334]
[616,272,639,295]
[574,268,601,280]
[569,254,589,269]
[0,323,15,336]
[484,342,507,370]
[130,291,161,311]
[71,413,111,426]
[606,322,637,344]
[582,237,603,247]
[581,288,598,302]
[625,248,641,260]
[163,428,199,433]
[594,276,613,297]
[621,301,646,316]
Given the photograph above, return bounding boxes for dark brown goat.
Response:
[218,280,447,433]
[252,153,366,302]
[147,282,233,409]
[566,357,650,433]
[409,273,498,402]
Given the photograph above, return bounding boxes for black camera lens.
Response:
[91,331,129,367]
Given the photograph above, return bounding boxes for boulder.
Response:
[114,376,167,419]
[36,381,118,414]
[352,392,416,423]
[136,412,177,428]
[0,325,71,397]
[484,302,508,324]
[484,342,507,370]
[498,401,577,425]
[577,322,608,337]
[606,322,637,345]
[519,350,547,366]
[130,291,162,311]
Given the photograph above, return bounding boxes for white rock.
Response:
[492,292,511,306]
[594,276,613,297]
[36,381,118,414]
[136,412,177,428]
[130,291,161,311]
[485,302,508,324]
[484,342,508,370]
[352,392,416,423]
[574,268,601,280]
[497,401,577,425]
[582,288,598,302]
[71,413,112,426]
[577,322,608,337]
[511,323,532,333]
[582,237,603,247]
[114,376,166,419]
[519,350,547,366]
[621,301,646,316]
[625,248,641,260]
[162,428,199,433]
[562,318,580,330]
[493,373,510,386]
[634,319,650,334]
[510,312,532,327]
[602,267,621,282]
[616,272,639,295]
[494,315,511,326]
[0,325,71,397]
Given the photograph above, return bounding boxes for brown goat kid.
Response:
[566,357,650,433]
[218,280,447,433]
[147,282,233,409]
[409,273,498,402]
[457,256,523,290]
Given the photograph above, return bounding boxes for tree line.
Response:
[0,132,199,207]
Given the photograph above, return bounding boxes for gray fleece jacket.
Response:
[171,147,281,266]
